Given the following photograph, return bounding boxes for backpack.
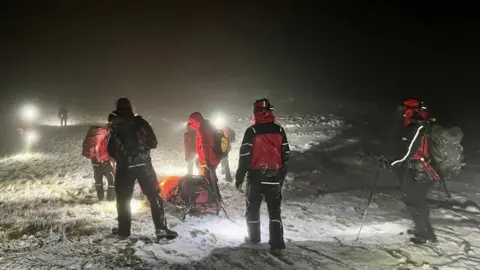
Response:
[108,116,149,166]
[157,175,220,220]
[82,126,110,162]
[428,124,465,180]
[213,128,230,158]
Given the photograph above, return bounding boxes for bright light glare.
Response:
[21,105,38,121]
[100,199,145,214]
[25,131,39,143]
[160,166,187,175]
[130,199,143,214]
[213,114,225,129]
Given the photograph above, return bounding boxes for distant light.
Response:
[21,105,38,122]
[24,130,39,143]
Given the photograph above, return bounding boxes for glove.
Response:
[375,156,392,171]
[235,171,245,191]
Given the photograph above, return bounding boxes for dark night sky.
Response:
[1,1,479,113]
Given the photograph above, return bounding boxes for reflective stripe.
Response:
[282,143,289,146]
[285,151,290,153]
[128,163,146,168]
[247,220,260,223]
[240,152,250,156]
[251,127,256,134]
[242,143,253,146]
[261,182,280,185]
[108,185,114,188]
[391,125,424,167]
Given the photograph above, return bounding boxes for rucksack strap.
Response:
[411,132,440,181]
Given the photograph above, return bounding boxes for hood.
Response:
[253,110,275,124]
[188,112,204,130]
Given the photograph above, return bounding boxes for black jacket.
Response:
[391,120,429,171]
[107,109,157,168]
[236,122,289,186]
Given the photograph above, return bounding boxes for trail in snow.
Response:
[0,110,480,269]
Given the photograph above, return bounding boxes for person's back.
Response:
[236,98,289,256]
[108,98,176,240]
[389,98,437,245]
[108,108,157,168]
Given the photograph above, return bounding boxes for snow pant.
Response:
[201,165,221,202]
[220,153,233,182]
[187,157,200,175]
[93,162,115,201]
[115,163,167,237]
[401,169,436,239]
[60,116,67,126]
[245,181,285,249]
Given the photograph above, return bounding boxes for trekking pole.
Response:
[356,168,381,241]
[440,179,452,198]
[204,166,231,219]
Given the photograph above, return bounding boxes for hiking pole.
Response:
[205,166,231,220]
[356,168,381,241]
[440,179,452,198]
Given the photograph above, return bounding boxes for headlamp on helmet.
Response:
[254,98,274,112]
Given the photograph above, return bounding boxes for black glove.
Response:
[235,171,245,191]
[375,156,392,171]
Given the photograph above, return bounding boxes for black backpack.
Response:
[108,116,150,166]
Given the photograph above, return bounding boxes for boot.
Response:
[410,231,437,244]
[269,220,286,250]
[106,186,116,201]
[156,228,178,240]
[407,229,417,235]
[111,227,130,239]
[270,247,283,256]
[244,236,260,244]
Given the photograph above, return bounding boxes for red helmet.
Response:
[402,98,429,126]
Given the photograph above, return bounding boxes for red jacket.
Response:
[236,110,290,185]
[188,113,221,167]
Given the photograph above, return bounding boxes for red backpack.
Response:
[82,126,110,162]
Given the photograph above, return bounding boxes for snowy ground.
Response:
[1,105,480,270]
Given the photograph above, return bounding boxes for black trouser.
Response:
[220,154,233,182]
[201,165,221,202]
[93,162,115,201]
[245,180,285,249]
[187,157,200,175]
[115,163,167,236]
[401,169,436,238]
[60,116,67,126]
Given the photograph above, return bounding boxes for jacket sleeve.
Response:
[137,117,158,149]
[391,125,424,167]
[236,126,255,183]
[280,126,290,170]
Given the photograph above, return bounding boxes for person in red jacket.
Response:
[235,98,290,256]
[187,112,223,201]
